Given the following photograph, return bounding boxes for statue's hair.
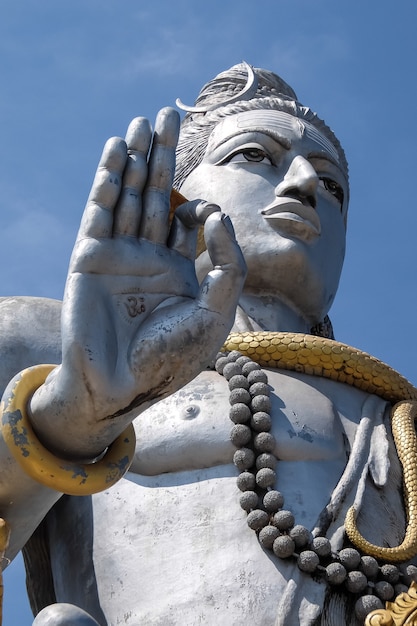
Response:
[174,64,349,192]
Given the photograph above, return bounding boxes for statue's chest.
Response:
[48,372,371,625]
[130,368,353,476]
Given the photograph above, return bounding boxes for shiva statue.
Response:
[1,63,417,625]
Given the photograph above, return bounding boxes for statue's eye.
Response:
[228,148,273,165]
[242,148,270,162]
[319,177,344,208]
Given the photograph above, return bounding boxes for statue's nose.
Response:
[275,156,318,208]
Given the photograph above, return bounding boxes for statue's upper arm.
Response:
[0,297,62,393]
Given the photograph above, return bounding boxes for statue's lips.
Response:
[261,198,321,238]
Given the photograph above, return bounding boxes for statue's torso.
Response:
[46,368,388,625]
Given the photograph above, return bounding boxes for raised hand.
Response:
[29,108,246,459]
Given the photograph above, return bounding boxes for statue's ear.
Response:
[310,315,335,340]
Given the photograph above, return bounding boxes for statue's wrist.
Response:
[1,365,136,495]
[29,365,112,459]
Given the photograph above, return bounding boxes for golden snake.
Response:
[223,331,417,562]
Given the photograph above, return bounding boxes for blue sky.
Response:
[2,1,417,623]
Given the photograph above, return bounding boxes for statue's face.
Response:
[179,109,348,323]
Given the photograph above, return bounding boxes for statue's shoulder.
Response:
[0,296,62,392]
[0,295,62,312]
[0,296,62,308]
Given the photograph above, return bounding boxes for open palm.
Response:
[30,109,246,459]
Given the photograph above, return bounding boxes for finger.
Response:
[78,137,127,239]
[168,200,221,259]
[113,117,152,236]
[197,212,247,316]
[139,107,180,242]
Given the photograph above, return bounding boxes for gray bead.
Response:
[249,382,270,397]
[251,412,272,432]
[242,361,261,375]
[374,581,395,601]
[251,395,271,413]
[247,369,268,385]
[311,537,331,558]
[325,562,347,585]
[289,525,311,549]
[354,595,383,621]
[360,556,379,580]
[230,388,251,405]
[228,350,243,362]
[380,564,400,584]
[215,356,230,374]
[272,510,294,531]
[233,448,255,471]
[338,548,361,570]
[229,403,252,424]
[256,453,277,470]
[236,471,256,492]
[223,362,243,380]
[258,525,280,549]
[297,550,319,573]
[235,355,252,366]
[405,565,417,585]
[263,490,284,512]
[230,424,252,446]
[254,432,276,452]
[239,491,259,511]
[394,583,409,595]
[256,468,276,489]
[247,509,269,531]
[273,535,295,559]
[346,570,368,594]
[228,374,250,391]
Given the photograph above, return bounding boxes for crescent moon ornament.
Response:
[176,61,258,113]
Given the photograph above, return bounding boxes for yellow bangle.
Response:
[1,364,135,496]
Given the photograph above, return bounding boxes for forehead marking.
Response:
[236,110,302,137]
[304,123,340,164]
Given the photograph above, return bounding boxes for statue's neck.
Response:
[232,294,311,334]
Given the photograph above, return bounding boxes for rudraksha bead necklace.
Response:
[215,349,417,622]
